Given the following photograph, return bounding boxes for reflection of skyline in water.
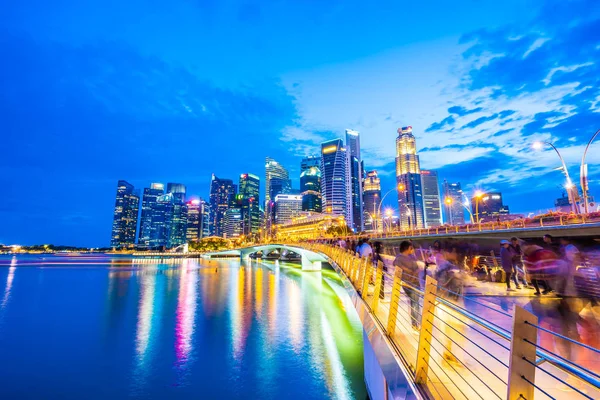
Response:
[174,260,199,373]
[0,256,366,399]
[1,260,16,310]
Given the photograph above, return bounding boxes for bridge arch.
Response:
[204,244,328,271]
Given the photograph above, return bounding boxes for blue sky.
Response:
[1,0,599,246]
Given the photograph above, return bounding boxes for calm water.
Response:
[0,255,367,399]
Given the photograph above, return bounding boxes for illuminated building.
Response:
[138,183,164,248]
[396,127,425,229]
[265,157,289,205]
[186,199,209,242]
[209,175,237,237]
[274,194,303,225]
[149,193,188,248]
[362,170,381,232]
[421,170,442,228]
[169,198,188,247]
[346,129,363,232]
[320,139,352,227]
[300,156,322,213]
[110,180,140,248]
[223,207,243,238]
[265,157,290,233]
[471,192,509,222]
[167,183,186,203]
[238,173,261,235]
[276,213,346,240]
[442,180,465,225]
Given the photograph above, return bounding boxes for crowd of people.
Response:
[325,233,596,300]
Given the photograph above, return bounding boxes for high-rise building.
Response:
[267,178,291,203]
[301,155,320,171]
[186,199,209,242]
[110,180,140,248]
[138,182,164,248]
[223,207,243,238]
[239,173,261,235]
[265,157,290,234]
[209,175,237,237]
[321,139,352,227]
[274,194,303,225]
[148,193,172,248]
[167,183,186,203]
[169,198,188,247]
[265,157,289,205]
[300,156,322,213]
[363,171,382,232]
[442,180,465,225]
[471,192,509,222]
[346,129,363,232]
[421,170,442,228]
[396,127,425,229]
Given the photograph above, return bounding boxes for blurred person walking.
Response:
[500,240,516,292]
[393,241,421,330]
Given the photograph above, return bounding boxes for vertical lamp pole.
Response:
[474,191,484,224]
[580,129,600,214]
[534,141,579,214]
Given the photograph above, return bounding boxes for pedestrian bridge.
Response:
[203,244,328,271]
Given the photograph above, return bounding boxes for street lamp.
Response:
[385,208,393,232]
[580,128,600,214]
[533,141,579,214]
[444,197,453,225]
[376,184,402,233]
[474,190,484,224]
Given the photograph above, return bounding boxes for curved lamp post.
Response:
[377,186,401,232]
[580,128,600,214]
[533,141,578,214]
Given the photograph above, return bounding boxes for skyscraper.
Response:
[265,157,289,205]
[274,194,303,225]
[138,182,164,248]
[209,175,237,237]
[300,156,322,213]
[301,155,320,171]
[396,127,425,229]
[346,129,363,232]
[442,180,465,225]
[265,157,290,234]
[321,139,352,227]
[421,170,442,228]
[363,170,381,232]
[239,173,261,235]
[167,183,186,203]
[150,192,188,248]
[110,180,140,248]
[186,199,209,242]
[223,207,243,238]
[471,192,510,222]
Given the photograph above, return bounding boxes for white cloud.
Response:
[542,62,594,85]
[523,37,550,58]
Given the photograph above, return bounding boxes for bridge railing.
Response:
[300,243,600,400]
[325,214,600,240]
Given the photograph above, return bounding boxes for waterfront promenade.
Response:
[298,243,600,400]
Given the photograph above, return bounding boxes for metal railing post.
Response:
[415,276,438,384]
[361,258,373,297]
[386,269,402,336]
[371,261,384,312]
[357,257,367,294]
[507,306,538,400]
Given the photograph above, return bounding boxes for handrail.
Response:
[295,242,600,400]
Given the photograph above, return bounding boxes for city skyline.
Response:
[2,0,600,246]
